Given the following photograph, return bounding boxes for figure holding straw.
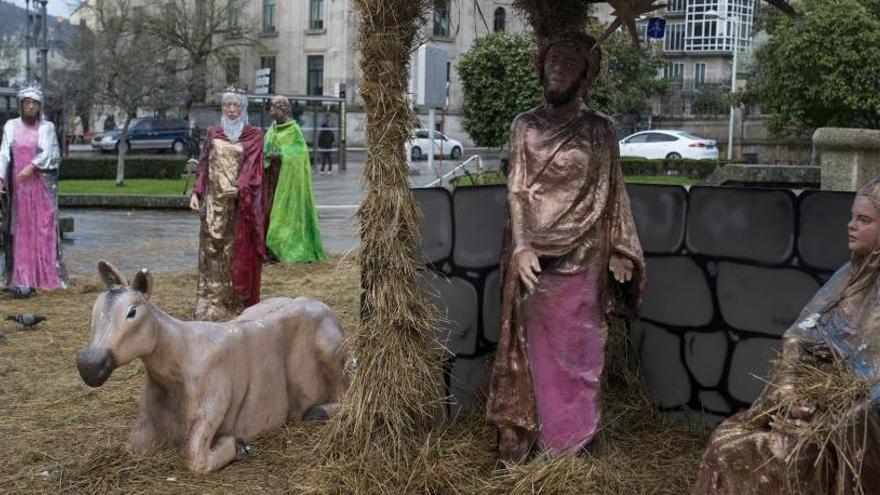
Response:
[694,178,880,494]
[486,32,645,462]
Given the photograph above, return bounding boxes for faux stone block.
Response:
[482,269,501,344]
[423,272,478,356]
[729,337,782,404]
[626,184,687,254]
[798,190,854,271]
[641,257,713,326]
[412,188,453,264]
[687,186,796,264]
[717,262,820,337]
[635,321,692,409]
[684,331,728,388]
[453,186,507,269]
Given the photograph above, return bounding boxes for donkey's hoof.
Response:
[303,406,329,422]
[235,438,252,459]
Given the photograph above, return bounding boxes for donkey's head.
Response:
[76,260,155,387]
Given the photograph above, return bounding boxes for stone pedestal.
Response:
[815,127,880,191]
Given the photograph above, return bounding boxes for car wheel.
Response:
[411,146,422,160]
[172,139,185,154]
[666,152,682,160]
[450,146,462,159]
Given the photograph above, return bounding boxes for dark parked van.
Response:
[92,117,188,153]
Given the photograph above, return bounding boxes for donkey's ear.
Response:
[131,268,153,300]
[97,260,128,289]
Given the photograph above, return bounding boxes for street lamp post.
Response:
[707,9,740,161]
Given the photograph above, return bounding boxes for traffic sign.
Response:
[647,18,667,39]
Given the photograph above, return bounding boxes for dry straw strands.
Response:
[755,345,873,493]
[0,262,709,494]
[512,0,596,38]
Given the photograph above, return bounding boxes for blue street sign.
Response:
[647,18,667,39]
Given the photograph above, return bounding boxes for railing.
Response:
[421,154,484,189]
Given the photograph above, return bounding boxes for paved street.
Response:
[59,150,500,278]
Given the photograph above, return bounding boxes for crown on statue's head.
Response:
[223,85,247,95]
[16,80,44,102]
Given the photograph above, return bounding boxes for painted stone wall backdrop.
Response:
[413,184,855,424]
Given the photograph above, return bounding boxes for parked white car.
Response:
[618,130,718,160]
[406,129,464,160]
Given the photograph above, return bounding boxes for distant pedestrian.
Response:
[103,114,115,132]
[185,118,201,160]
[318,122,334,175]
[72,115,84,144]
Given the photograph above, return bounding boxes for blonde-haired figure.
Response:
[0,82,65,290]
[694,178,880,494]
[189,90,265,321]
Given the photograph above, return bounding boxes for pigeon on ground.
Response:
[6,314,47,327]
[7,285,35,298]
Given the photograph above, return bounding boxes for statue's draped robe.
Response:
[0,118,65,289]
[487,104,645,455]
[694,256,880,495]
[193,126,265,321]
[263,120,325,263]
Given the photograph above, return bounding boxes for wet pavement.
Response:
[59,152,500,278]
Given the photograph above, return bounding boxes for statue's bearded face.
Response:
[21,97,41,120]
[542,43,587,105]
[223,99,242,120]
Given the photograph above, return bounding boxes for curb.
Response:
[60,195,188,209]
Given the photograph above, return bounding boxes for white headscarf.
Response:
[221,91,248,144]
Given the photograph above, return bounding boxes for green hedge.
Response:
[493,156,724,184]
[619,157,724,179]
[59,158,188,180]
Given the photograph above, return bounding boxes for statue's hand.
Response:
[189,193,200,212]
[17,163,35,179]
[515,248,541,294]
[609,254,634,283]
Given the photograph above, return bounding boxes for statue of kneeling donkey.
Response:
[76,261,347,473]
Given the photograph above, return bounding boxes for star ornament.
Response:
[595,0,666,48]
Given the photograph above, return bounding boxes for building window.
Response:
[694,62,707,86]
[261,56,276,94]
[310,0,324,30]
[666,0,687,12]
[433,0,449,37]
[685,0,754,52]
[662,62,685,80]
[493,7,506,32]
[228,0,240,32]
[225,57,240,86]
[263,0,276,33]
[307,55,324,96]
[663,22,685,51]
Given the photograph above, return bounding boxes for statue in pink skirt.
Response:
[0,82,65,291]
[486,32,645,462]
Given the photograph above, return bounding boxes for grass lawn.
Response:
[624,175,700,186]
[59,179,189,196]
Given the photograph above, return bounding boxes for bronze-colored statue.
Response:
[76,261,347,473]
[190,90,265,321]
[486,32,645,462]
[693,178,880,494]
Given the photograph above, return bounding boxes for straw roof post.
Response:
[307,0,447,490]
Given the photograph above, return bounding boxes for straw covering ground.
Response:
[0,259,711,494]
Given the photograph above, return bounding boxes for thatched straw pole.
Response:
[316,0,442,470]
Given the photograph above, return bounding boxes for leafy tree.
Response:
[747,0,880,134]
[66,0,181,185]
[145,0,257,106]
[457,33,541,148]
[458,31,665,148]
